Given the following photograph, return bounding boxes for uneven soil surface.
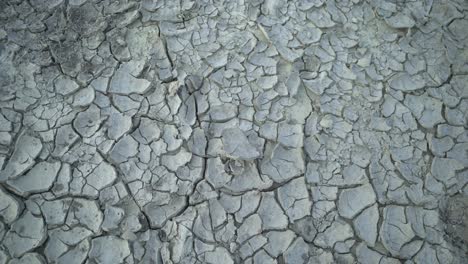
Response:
[0,0,467,263]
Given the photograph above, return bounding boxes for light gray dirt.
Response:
[0,0,467,263]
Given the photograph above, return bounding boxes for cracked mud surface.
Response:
[0,0,467,263]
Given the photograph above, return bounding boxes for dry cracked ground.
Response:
[0,0,467,263]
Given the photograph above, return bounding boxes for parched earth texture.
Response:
[0,0,467,263]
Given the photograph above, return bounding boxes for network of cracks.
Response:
[0,0,467,263]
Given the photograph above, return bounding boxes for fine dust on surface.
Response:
[0,0,467,263]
